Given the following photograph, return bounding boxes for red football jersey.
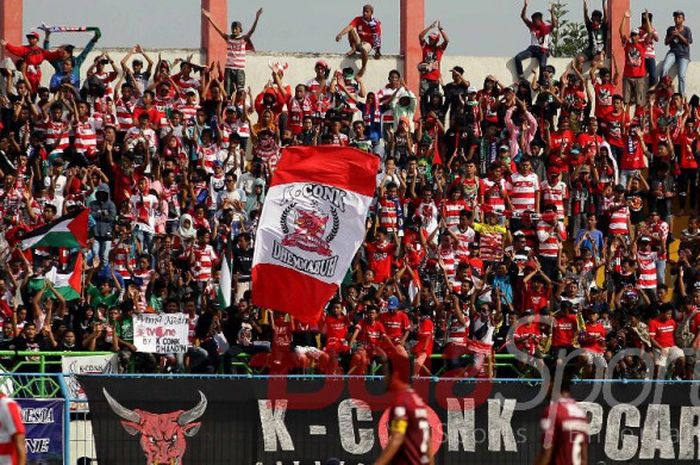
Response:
[540,397,589,465]
[324,314,349,341]
[388,388,432,465]
[380,311,410,340]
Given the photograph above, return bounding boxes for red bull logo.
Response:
[102,388,207,465]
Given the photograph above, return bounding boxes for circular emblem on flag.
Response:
[279,197,340,257]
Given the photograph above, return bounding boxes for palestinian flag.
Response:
[218,256,232,309]
[20,208,89,250]
[27,252,83,301]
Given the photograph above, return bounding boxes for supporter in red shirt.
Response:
[512,310,542,357]
[323,300,350,355]
[417,20,449,116]
[522,267,552,315]
[590,61,620,121]
[349,305,387,375]
[514,0,558,85]
[1,31,66,93]
[550,301,579,357]
[649,308,685,378]
[365,227,398,283]
[619,13,647,107]
[580,307,607,377]
[335,4,382,76]
[380,296,410,346]
[412,307,434,376]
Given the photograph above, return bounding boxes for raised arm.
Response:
[201,8,229,41]
[619,10,630,44]
[245,8,263,39]
[419,21,438,43]
[549,3,559,29]
[521,0,533,28]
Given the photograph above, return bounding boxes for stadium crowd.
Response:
[0,1,699,380]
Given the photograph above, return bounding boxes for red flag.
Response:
[252,146,379,323]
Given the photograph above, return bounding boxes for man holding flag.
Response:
[252,145,379,324]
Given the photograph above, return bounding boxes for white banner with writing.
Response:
[134,313,189,353]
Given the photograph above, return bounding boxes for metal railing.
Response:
[0,349,536,378]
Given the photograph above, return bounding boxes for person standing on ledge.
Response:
[514,0,558,85]
[202,7,263,97]
[336,4,382,77]
[662,10,693,96]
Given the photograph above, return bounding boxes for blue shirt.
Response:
[49,71,80,93]
[575,228,604,257]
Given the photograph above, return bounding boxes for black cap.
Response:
[450,66,464,75]
[613,184,626,193]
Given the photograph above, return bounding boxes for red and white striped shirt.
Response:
[480,177,507,213]
[177,103,199,125]
[607,203,630,236]
[73,118,102,156]
[226,36,248,70]
[0,394,24,465]
[536,220,566,257]
[174,76,200,94]
[449,224,475,262]
[111,241,135,278]
[506,172,540,214]
[115,97,136,131]
[474,223,506,263]
[650,220,669,260]
[438,245,457,281]
[197,143,221,174]
[44,119,70,152]
[192,244,217,282]
[447,316,470,346]
[154,96,174,127]
[541,180,568,220]
[378,196,401,233]
[637,250,658,289]
[442,199,468,228]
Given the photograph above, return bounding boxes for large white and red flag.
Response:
[252,146,379,323]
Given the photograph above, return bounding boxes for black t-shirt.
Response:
[233,246,254,282]
[443,128,478,158]
[442,82,469,114]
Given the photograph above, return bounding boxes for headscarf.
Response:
[177,213,196,240]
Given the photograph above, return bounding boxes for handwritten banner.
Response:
[134,313,189,353]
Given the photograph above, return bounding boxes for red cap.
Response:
[26,31,40,40]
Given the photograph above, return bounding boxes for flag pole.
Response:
[80,251,86,300]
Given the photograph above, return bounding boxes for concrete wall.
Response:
[28,48,697,97]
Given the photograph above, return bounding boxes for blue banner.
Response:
[17,399,63,464]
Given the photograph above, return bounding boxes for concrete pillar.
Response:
[201,0,228,65]
[608,0,630,93]
[0,0,24,51]
[400,0,424,96]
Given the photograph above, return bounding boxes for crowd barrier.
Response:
[7,370,700,465]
